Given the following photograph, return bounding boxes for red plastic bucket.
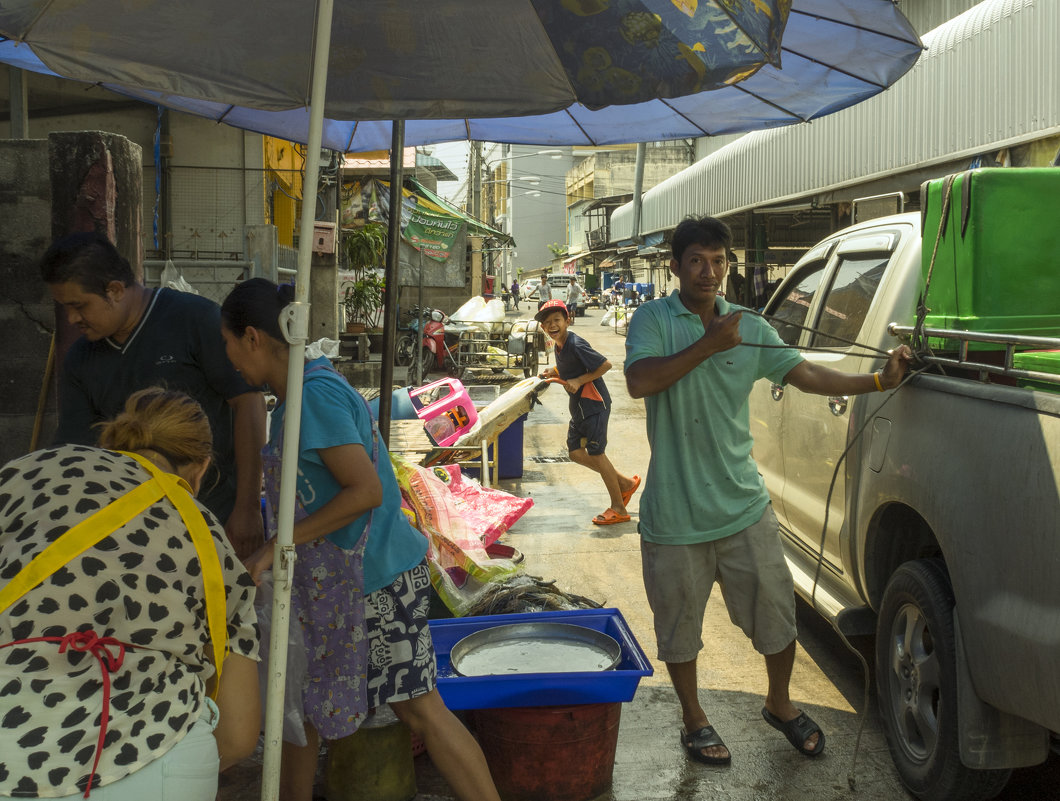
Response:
[468,702,621,801]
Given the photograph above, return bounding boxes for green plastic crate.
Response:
[1012,350,1060,394]
[920,168,1060,350]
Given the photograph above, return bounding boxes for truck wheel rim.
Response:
[886,601,941,762]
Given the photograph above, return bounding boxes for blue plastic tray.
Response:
[429,608,652,710]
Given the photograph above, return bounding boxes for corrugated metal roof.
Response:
[611,0,1060,241]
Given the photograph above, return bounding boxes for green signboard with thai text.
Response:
[402,209,463,262]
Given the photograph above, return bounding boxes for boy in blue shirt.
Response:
[536,299,639,524]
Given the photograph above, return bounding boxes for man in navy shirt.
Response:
[536,299,639,525]
[41,232,266,557]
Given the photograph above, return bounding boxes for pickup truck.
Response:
[748,211,1060,801]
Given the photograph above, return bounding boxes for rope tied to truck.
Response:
[912,172,958,361]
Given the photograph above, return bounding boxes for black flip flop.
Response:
[680,725,732,766]
[761,707,826,756]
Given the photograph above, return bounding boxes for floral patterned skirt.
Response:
[294,542,436,740]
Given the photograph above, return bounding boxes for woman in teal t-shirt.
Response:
[221,279,499,801]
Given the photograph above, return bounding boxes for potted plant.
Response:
[341,222,388,333]
[341,272,385,333]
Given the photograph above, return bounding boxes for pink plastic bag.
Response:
[390,455,521,616]
[428,464,533,546]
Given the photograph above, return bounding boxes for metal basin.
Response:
[449,621,622,677]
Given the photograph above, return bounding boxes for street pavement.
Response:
[221,301,1058,801]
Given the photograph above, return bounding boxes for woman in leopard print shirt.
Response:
[0,388,260,799]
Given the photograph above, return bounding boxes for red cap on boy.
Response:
[534,299,569,322]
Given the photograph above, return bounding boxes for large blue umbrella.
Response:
[0,1,921,148]
[0,4,920,799]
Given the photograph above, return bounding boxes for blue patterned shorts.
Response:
[365,560,438,706]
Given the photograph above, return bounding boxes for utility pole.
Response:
[471,141,482,221]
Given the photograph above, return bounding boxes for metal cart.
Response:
[452,319,549,379]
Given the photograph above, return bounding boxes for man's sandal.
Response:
[681,725,732,766]
[620,475,641,506]
[761,707,826,756]
[592,508,631,525]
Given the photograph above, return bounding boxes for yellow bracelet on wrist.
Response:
[873,372,884,392]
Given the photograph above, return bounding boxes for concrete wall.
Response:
[1,69,269,261]
[0,140,54,462]
[162,116,266,256]
[0,131,142,467]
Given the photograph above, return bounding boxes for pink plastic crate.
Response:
[408,377,478,446]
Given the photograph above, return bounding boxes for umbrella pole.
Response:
[378,120,406,446]
[260,1,334,799]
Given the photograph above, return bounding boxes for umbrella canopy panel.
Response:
[1,0,793,115]
[0,0,922,149]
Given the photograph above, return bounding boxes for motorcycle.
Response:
[396,305,461,383]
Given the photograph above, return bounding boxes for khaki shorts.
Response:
[640,505,796,662]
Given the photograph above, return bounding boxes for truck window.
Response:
[768,261,828,346]
[811,255,888,349]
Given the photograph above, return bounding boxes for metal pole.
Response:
[415,255,425,387]
[260,1,333,799]
[630,142,646,243]
[378,120,405,445]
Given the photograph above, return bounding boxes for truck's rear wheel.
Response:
[876,559,1011,801]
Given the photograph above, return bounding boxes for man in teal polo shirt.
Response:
[625,216,911,766]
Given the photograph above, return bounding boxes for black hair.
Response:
[670,216,733,264]
[221,277,295,341]
[39,232,136,296]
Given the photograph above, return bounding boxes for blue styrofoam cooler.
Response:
[497,413,527,479]
[430,608,652,710]
[461,412,527,481]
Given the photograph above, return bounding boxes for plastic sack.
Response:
[450,295,486,322]
[481,297,506,322]
[305,338,340,360]
[391,454,521,616]
[600,306,628,331]
[450,295,505,324]
[429,463,533,547]
[255,571,309,746]
[160,260,198,294]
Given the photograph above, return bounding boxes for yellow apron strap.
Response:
[0,451,230,701]
[121,452,229,694]
[0,478,164,615]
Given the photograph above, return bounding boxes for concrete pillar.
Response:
[309,247,340,341]
[48,131,143,272]
[8,68,29,139]
[245,224,280,281]
[47,131,143,415]
[0,139,54,463]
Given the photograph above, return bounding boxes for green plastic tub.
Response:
[920,168,1060,350]
[1012,350,1060,394]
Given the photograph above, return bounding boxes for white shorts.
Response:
[53,699,220,801]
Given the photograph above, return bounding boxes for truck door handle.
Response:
[828,396,849,416]
[770,383,784,401]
